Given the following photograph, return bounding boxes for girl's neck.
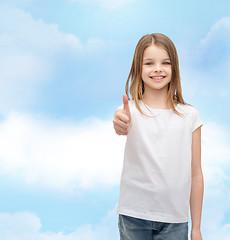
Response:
[142,89,171,109]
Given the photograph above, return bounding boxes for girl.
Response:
[113,33,204,240]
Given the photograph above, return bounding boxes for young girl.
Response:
[113,33,204,240]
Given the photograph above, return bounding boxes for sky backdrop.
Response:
[0,0,230,239]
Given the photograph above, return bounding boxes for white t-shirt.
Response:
[117,100,203,223]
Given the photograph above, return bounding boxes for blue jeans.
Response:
[118,214,188,240]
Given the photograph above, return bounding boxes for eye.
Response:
[163,62,171,65]
[145,62,152,65]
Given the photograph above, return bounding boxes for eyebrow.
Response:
[143,58,171,61]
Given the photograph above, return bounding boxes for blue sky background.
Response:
[0,0,230,239]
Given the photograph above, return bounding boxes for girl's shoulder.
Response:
[177,103,199,111]
[178,103,203,131]
[176,103,202,118]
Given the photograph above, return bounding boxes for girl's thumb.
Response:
[123,95,131,117]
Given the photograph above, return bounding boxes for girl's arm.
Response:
[190,126,204,240]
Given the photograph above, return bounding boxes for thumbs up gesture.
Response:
[113,95,132,135]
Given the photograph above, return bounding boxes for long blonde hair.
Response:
[125,33,187,116]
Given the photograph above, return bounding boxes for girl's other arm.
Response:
[190,126,204,240]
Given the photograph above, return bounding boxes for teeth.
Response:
[151,76,164,79]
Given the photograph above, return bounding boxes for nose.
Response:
[153,63,162,72]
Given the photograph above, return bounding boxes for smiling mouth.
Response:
[150,76,166,79]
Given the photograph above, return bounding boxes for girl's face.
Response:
[142,44,172,94]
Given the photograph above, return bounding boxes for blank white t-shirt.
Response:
[117,100,203,223]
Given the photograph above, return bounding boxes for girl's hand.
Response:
[113,95,132,135]
[191,229,202,240]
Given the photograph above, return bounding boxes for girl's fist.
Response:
[113,95,132,135]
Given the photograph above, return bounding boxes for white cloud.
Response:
[180,17,230,100]
[0,6,82,55]
[201,122,230,239]
[0,112,125,191]
[199,16,230,49]
[197,16,230,76]
[138,17,230,103]
[0,53,51,111]
[1,109,230,191]
[0,114,230,238]
[0,5,112,113]
[70,0,135,10]
[0,5,79,112]
[202,122,230,165]
[0,208,119,240]
[0,5,115,66]
[0,212,41,238]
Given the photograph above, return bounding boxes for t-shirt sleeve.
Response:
[192,107,203,132]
